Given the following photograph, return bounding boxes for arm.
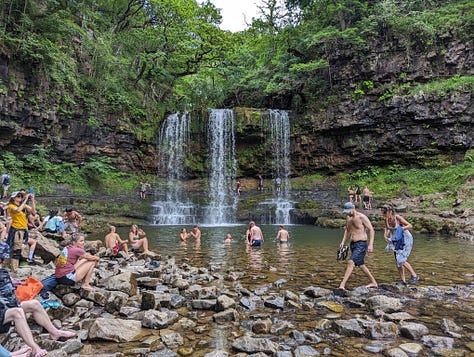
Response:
[396,215,412,231]
[361,215,375,252]
[340,219,350,247]
[82,252,100,262]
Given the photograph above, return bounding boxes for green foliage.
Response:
[340,159,474,201]
[410,75,474,96]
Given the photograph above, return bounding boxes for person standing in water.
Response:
[275,225,290,243]
[249,221,264,247]
[338,202,378,290]
[381,205,419,286]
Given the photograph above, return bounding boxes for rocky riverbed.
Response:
[2,231,473,357]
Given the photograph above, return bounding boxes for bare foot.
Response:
[51,329,77,341]
[11,345,32,357]
[365,283,378,289]
[81,284,95,291]
[31,348,47,357]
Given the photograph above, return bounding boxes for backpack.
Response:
[2,175,9,186]
[0,268,20,308]
[55,247,68,268]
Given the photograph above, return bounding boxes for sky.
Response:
[210,0,260,32]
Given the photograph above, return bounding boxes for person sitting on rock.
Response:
[104,225,133,258]
[43,210,66,238]
[128,224,154,256]
[63,208,83,233]
[0,242,76,357]
[55,233,99,292]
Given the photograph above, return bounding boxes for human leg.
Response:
[27,238,36,262]
[360,264,378,288]
[20,300,76,341]
[339,260,355,290]
[73,260,97,290]
[4,307,45,357]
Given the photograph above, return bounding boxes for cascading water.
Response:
[151,112,196,225]
[203,109,237,225]
[263,109,293,225]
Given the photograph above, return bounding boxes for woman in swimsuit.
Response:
[128,225,152,255]
[381,205,419,285]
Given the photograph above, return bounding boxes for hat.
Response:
[0,242,10,259]
[10,191,21,199]
[343,202,355,213]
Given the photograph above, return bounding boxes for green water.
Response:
[112,225,474,289]
[88,225,474,356]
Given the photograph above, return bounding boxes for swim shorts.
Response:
[350,240,368,267]
[0,305,12,333]
[251,240,262,247]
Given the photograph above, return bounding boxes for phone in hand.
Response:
[29,187,34,195]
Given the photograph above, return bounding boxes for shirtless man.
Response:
[105,225,133,258]
[338,202,377,290]
[275,224,290,243]
[249,221,264,246]
[63,207,83,233]
[190,225,201,241]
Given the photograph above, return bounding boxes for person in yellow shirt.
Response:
[6,191,36,272]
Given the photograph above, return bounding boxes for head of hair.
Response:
[70,232,84,243]
[65,207,72,213]
[381,205,393,214]
[108,225,115,232]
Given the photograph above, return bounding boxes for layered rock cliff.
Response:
[0,37,472,175]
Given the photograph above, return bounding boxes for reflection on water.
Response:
[107,225,474,288]
[87,225,474,356]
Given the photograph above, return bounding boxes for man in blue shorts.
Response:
[338,202,378,290]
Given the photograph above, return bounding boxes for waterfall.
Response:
[204,109,237,225]
[151,112,196,225]
[267,109,293,225]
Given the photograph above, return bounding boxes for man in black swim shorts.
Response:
[338,202,378,290]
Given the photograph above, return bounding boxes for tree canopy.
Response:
[0,0,472,141]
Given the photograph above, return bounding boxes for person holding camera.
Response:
[6,191,36,272]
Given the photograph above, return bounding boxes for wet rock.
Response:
[275,352,293,357]
[191,299,217,310]
[198,286,219,299]
[365,295,403,313]
[86,318,142,342]
[385,312,415,321]
[290,330,306,344]
[399,322,429,340]
[421,335,454,349]
[270,320,294,335]
[141,291,171,310]
[263,295,285,309]
[313,318,331,331]
[216,294,236,311]
[432,347,468,357]
[363,342,384,353]
[317,301,343,313]
[365,321,399,340]
[441,318,463,338]
[334,319,365,337]
[304,286,331,298]
[303,331,322,344]
[142,309,179,329]
[213,308,238,323]
[274,278,287,288]
[385,347,409,357]
[231,336,279,354]
[169,293,186,308]
[136,276,161,288]
[399,342,423,355]
[252,318,272,334]
[284,290,299,302]
[203,351,229,357]
[148,349,178,356]
[293,345,320,356]
[160,330,184,349]
[171,277,189,290]
[177,346,193,356]
[240,297,257,310]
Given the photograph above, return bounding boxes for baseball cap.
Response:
[10,191,21,199]
[343,202,355,213]
[0,242,10,259]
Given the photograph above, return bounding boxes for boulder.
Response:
[87,318,142,342]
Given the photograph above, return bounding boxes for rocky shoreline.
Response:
[3,230,473,356]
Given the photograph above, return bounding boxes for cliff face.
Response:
[287,37,473,175]
[0,36,472,176]
[0,56,158,172]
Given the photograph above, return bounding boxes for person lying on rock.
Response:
[0,242,76,357]
[55,233,100,292]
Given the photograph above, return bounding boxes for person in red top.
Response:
[55,234,99,291]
